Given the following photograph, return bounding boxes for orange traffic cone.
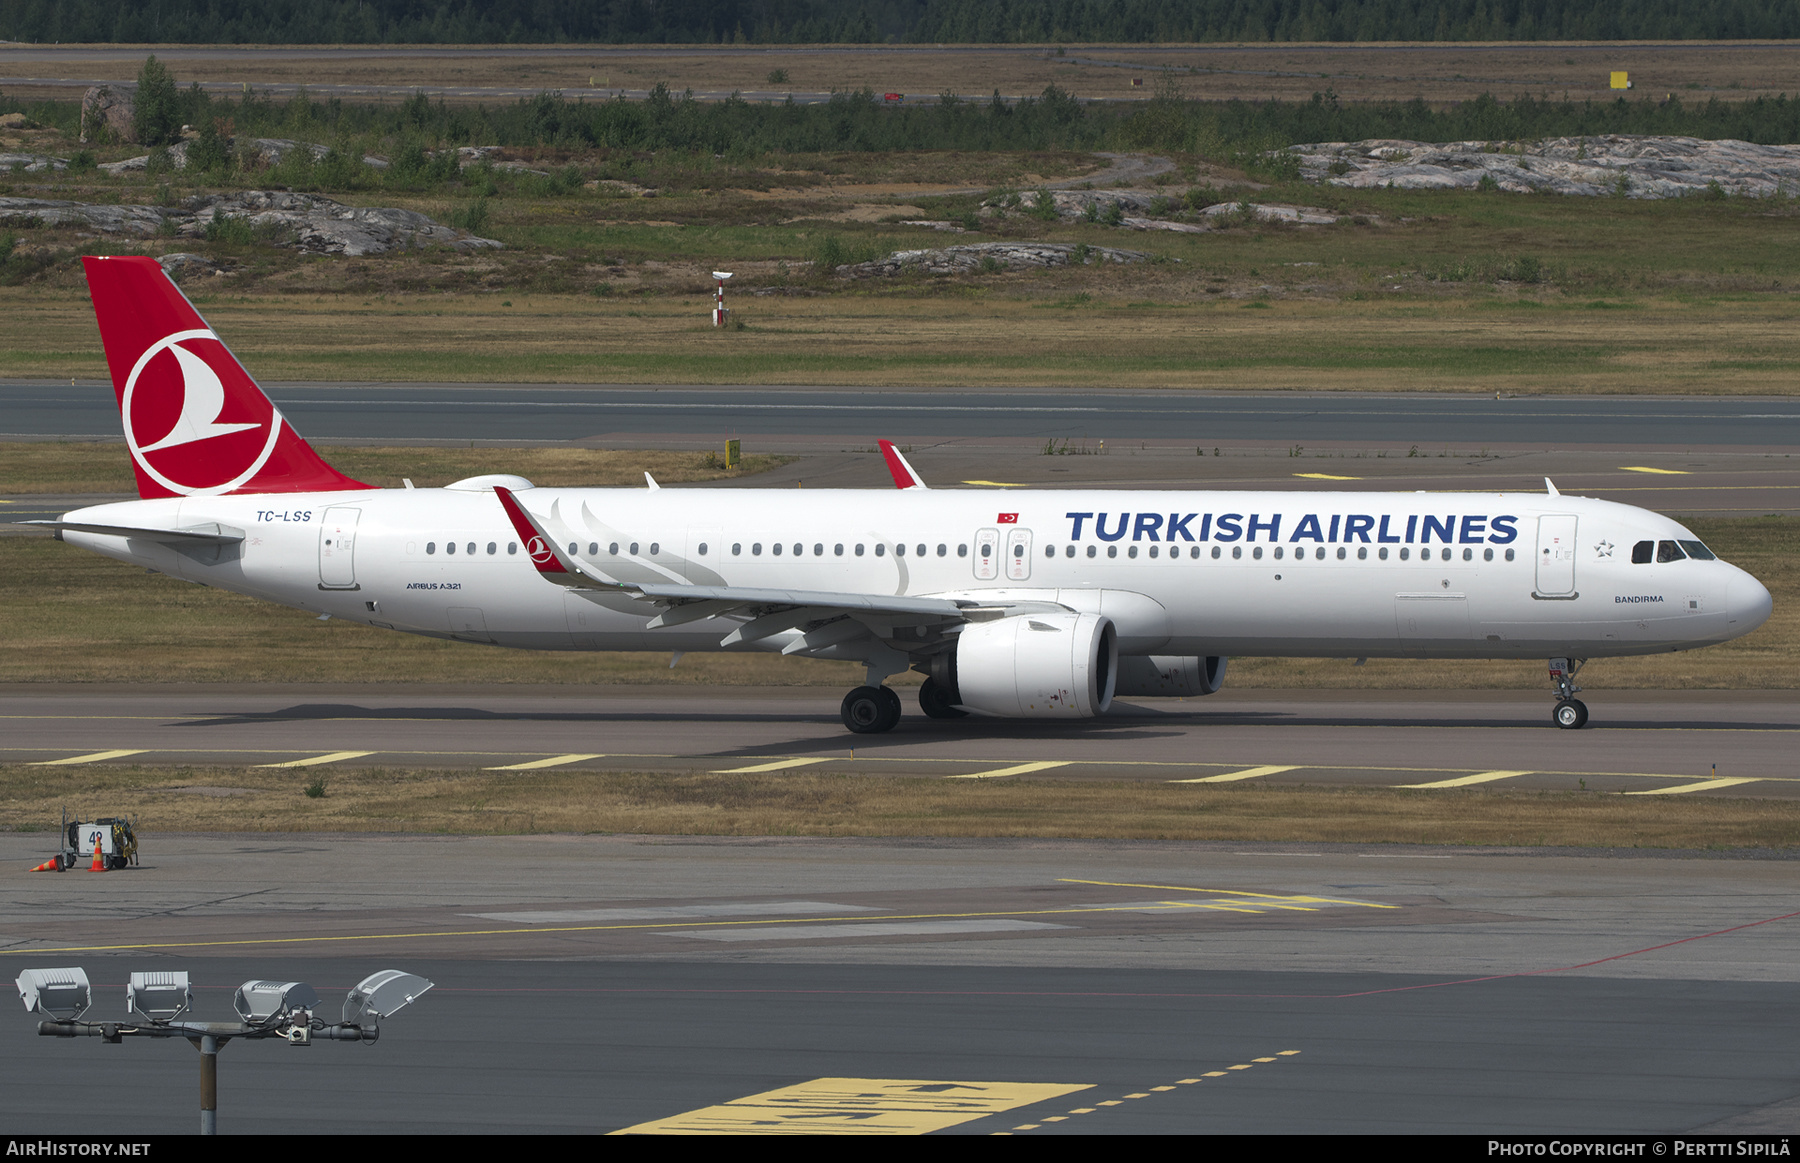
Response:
[89,838,105,872]
[29,857,60,872]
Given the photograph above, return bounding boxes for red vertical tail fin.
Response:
[82,255,372,498]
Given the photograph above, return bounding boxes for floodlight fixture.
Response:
[232,980,320,1024]
[127,971,192,1023]
[17,967,91,1021]
[344,970,434,1026]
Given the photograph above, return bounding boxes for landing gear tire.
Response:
[842,685,902,734]
[918,677,968,720]
[1553,698,1589,730]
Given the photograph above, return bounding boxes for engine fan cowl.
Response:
[954,612,1117,718]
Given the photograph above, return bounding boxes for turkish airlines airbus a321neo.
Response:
[37,256,1773,734]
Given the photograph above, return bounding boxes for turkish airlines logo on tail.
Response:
[123,329,282,496]
[526,536,557,567]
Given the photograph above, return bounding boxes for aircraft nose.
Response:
[1727,569,1773,635]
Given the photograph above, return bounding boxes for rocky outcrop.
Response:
[839,241,1152,277]
[1289,135,1800,198]
[0,154,68,173]
[100,138,390,174]
[79,86,134,144]
[0,191,500,255]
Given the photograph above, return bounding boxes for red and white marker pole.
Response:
[712,271,732,326]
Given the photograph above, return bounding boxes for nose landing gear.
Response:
[1548,657,1588,729]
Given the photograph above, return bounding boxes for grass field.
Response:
[5,42,1798,105]
[2,764,1796,848]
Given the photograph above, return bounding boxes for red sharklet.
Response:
[493,486,570,575]
[81,255,372,499]
[878,439,926,489]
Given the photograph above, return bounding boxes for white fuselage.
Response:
[59,484,1772,664]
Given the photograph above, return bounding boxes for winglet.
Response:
[878,440,928,490]
[494,486,614,589]
[1545,477,1560,497]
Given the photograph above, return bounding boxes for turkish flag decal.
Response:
[996,513,1019,524]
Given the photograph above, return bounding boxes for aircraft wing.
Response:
[23,520,245,544]
[493,486,1054,647]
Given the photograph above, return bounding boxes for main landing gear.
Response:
[841,685,902,734]
[1548,657,1588,729]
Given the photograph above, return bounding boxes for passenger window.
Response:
[1399,547,1409,561]
[650,543,659,556]
[446,542,456,555]
[1231,546,1241,560]
[1679,540,1716,561]
[958,544,968,558]
[1252,547,1263,560]
[487,542,497,555]
[772,543,783,556]
[426,542,436,555]
[1044,545,1055,558]
[1272,547,1283,560]
[732,543,742,556]
[793,544,801,556]
[937,544,947,557]
[1463,548,1472,561]
[609,542,619,555]
[895,543,905,557]
[1148,545,1159,559]
[916,544,925,557]
[1336,547,1346,560]
[467,542,476,555]
[1378,547,1388,560]
[814,543,824,556]
[1013,544,1024,558]
[1065,545,1075,558]
[589,542,598,556]
[507,542,517,555]
[1505,548,1515,561]
[1108,545,1118,559]
[835,543,844,556]
[1128,546,1138,559]
[698,543,708,556]
[629,542,639,555]
[1211,546,1221,559]
[876,544,886,556]
[1657,540,1686,563]
[856,544,865,556]
[752,542,762,556]
[1088,545,1098,558]
[1356,547,1366,560]
[979,542,992,557]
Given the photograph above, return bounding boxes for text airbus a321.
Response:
[37,256,1774,734]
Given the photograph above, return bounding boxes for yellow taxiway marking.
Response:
[28,749,146,766]
[1060,878,1399,909]
[712,757,832,774]
[611,1078,1093,1135]
[1293,472,1361,480]
[1398,769,1532,789]
[1619,466,1690,475]
[948,761,1070,780]
[254,751,375,768]
[961,480,1026,487]
[484,754,605,771]
[1169,764,1298,784]
[1625,777,1763,796]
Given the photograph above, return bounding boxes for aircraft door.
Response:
[318,506,361,590]
[1534,515,1578,597]
[1005,526,1034,581]
[973,527,1000,580]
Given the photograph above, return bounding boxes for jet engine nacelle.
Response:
[1113,655,1228,698]
[952,612,1117,718]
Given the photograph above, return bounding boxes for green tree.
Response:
[132,55,180,147]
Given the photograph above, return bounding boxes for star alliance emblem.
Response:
[1595,540,1614,558]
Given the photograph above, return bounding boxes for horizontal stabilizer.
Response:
[26,520,245,544]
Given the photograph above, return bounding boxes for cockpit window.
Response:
[1632,540,1653,564]
[1678,540,1716,561]
[1656,540,1686,563]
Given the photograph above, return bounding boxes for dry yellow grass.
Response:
[4,764,1797,848]
[6,43,1795,105]
[9,289,1800,393]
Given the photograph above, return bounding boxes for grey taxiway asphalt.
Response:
[3,833,1799,1135]
[8,381,1800,449]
